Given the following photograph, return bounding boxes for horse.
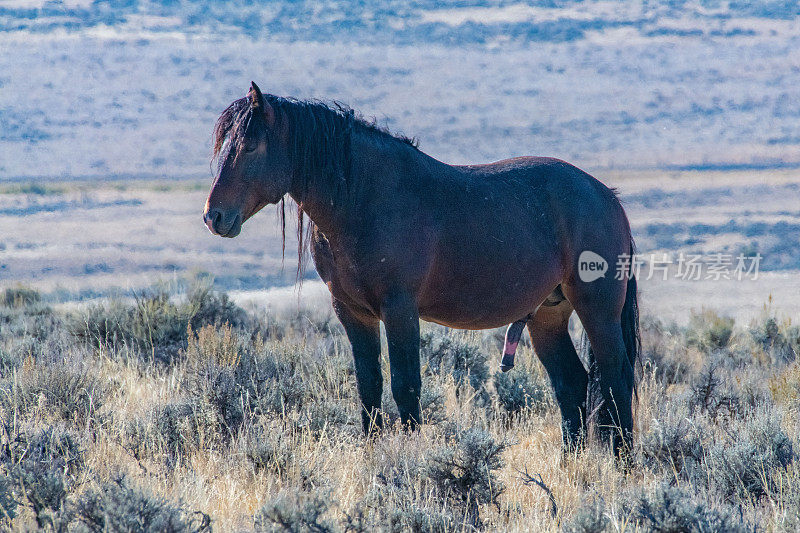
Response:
[203,82,640,455]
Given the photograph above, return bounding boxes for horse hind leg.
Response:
[562,277,635,457]
[526,297,589,451]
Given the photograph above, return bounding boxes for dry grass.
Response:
[0,283,798,532]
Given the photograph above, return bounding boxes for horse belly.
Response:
[417,252,562,330]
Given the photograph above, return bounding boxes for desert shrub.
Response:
[3,427,85,530]
[0,302,61,364]
[125,400,215,464]
[185,324,258,436]
[192,362,252,437]
[786,324,800,359]
[256,354,310,418]
[186,322,242,366]
[75,475,210,533]
[774,478,800,532]
[299,398,356,436]
[769,362,800,405]
[424,426,506,526]
[706,412,794,502]
[3,332,69,371]
[10,286,800,530]
[0,348,21,378]
[265,308,342,341]
[620,483,748,533]
[4,426,85,477]
[687,362,740,419]
[131,327,333,458]
[387,504,455,533]
[562,497,609,533]
[268,342,337,410]
[2,363,108,426]
[420,376,446,424]
[640,317,694,385]
[0,474,18,523]
[184,331,316,440]
[73,293,187,364]
[732,377,774,420]
[0,301,52,327]
[686,309,735,351]
[368,435,425,501]
[0,303,52,334]
[70,278,251,365]
[244,430,293,475]
[1,286,41,308]
[494,367,550,416]
[185,278,250,332]
[421,331,490,394]
[637,414,705,477]
[749,315,796,364]
[11,466,71,530]
[254,490,336,533]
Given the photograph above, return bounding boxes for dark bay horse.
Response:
[204,83,639,454]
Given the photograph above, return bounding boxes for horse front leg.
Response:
[381,291,422,429]
[332,298,383,435]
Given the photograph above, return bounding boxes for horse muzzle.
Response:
[204,208,242,238]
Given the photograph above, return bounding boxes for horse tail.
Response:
[620,270,641,395]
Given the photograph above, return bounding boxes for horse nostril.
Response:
[205,209,222,232]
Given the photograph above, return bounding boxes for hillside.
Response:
[1,0,799,180]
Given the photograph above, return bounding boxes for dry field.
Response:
[0,277,799,531]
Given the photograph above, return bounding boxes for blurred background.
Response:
[1,0,799,322]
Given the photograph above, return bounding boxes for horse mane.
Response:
[212,94,419,280]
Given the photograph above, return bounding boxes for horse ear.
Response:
[249,81,274,126]
[249,81,264,108]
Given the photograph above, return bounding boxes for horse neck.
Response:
[287,131,440,239]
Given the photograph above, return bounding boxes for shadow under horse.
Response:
[203,83,640,456]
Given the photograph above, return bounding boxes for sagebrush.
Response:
[0,284,798,531]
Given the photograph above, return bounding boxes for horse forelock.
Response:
[212,97,252,166]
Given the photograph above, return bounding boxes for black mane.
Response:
[212,95,418,169]
[212,95,418,278]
